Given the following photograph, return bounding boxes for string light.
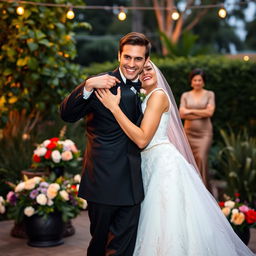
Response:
[171,10,180,21]
[218,7,227,19]
[118,8,126,21]
[0,0,252,21]
[66,7,75,20]
[0,0,250,12]
[16,5,24,15]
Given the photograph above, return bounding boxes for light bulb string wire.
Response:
[0,0,254,11]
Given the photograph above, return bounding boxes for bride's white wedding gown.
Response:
[133,88,254,256]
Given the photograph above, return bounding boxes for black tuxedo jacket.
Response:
[60,69,144,205]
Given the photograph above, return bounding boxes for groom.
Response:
[60,32,151,256]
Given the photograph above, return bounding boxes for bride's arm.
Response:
[96,88,169,149]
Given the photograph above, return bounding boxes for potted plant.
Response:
[31,137,81,177]
[217,129,256,207]
[4,174,87,247]
[219,193,256,245]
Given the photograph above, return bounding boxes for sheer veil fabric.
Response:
[151,61,200,174]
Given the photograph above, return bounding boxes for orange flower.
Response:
[231,212,245,225]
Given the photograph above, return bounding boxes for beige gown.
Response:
[180,90,215,188]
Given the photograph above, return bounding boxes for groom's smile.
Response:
[118,44,148,81]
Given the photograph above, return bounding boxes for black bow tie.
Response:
[126,79,141,91]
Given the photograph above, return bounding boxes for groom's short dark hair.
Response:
[119,32,151,59]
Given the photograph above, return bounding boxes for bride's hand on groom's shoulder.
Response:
[95,87,121,111]
[85,74,121,91]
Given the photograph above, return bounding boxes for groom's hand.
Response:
[85,74,121,92]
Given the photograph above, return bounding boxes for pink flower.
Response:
[239,205,250,213]
[61,151,73,161]
[71,144,78,153]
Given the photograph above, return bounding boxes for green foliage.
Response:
[75,36,119,66]
[0,0,89,127]
[160,31,211,58]
[217,129,256,207]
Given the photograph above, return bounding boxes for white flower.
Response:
[60,190,69,201]
[0,196,5,214]
[47,199,54,206]
[224,200,235,209]
[74,174,81,183]
[34,147,47,157]
[140,88,146,94]
[15,182,25,192]
[232,208,239,214]
[51,150,61,163]
[0,196,4,203]
[33,177,42,184]
[0,204,5,214]
[24,206,35,217]
[36,194,47,205]
[61,150,73,161]
[43,139,50,147]
[79,198,88,209]
[63,139,75,151]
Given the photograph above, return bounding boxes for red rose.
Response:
[245,209,256,224]
[71,185,77,190]
[234,193,240,198]
[33,154,41,163]
[50,137,59,142]
[44,150,52,159]
[46,142,57,150]
[218,202,225,207]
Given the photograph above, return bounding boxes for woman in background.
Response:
[179,69,215,188]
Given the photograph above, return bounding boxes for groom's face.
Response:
[118,44,148,81]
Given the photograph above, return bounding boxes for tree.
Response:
[151,0,217,55]
[0,0,90,137]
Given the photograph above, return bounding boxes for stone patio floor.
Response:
[0,211,255,255]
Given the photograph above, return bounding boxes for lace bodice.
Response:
[141,88,170,150]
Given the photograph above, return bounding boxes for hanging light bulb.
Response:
[218,7,227,19]
[16,6,25,16]
[66,8,75,20]
[243,55,250,62]
[118,8,126,21]
[171,10,180,21]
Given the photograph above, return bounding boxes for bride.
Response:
[95,61,255,256]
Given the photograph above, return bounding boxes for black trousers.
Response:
[87,201,141,256]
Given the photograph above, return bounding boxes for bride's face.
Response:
[139,62,157,91]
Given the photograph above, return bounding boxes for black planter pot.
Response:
[234,226,251,245]
[50,166,64,178]
[25,212,64,247]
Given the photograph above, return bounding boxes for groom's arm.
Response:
[60,81,91,123]
[60,74,121,123]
